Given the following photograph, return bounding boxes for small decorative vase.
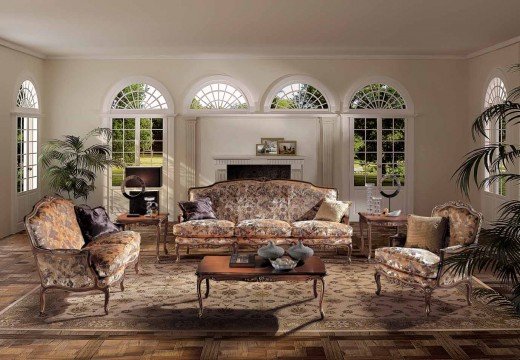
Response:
[257,241,285,260]
[287,240,314,261]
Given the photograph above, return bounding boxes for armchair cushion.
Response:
[235,219,291,238]
[35,249,96,288]
[75,205,120,243]
[173,219,235,238]
[89,230,141,253]
[84,243,133,277]
[291,220,353,238]
[405,215,447,253]
[375,247,440,279]
[27,197,85,250]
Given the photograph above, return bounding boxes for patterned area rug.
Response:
[1,256,519,334]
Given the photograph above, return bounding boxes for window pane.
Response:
[354,118,365,129]
[366,118,377,129]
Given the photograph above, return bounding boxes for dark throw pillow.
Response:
[178,197,217,221]
[405,214,448,253]
[75,205,120,243]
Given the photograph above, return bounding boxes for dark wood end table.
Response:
[358,212,408,260]
[195,255,327,319]
[116,213,169,262]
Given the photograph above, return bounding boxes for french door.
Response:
[349,116,412,220]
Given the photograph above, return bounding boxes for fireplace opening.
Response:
[227,165,291,180]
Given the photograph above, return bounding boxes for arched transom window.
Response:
[111,83,168,110]
[17,80,39,109]
[350,83,406,110]
[190,83,248,110]
[484,77,507,196]
[270,83,329,110]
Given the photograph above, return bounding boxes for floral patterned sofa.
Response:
[173,179,353,261]
[25,196,141,316]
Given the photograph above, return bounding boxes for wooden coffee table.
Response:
[195,256,327,319]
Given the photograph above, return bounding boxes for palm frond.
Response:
[472,102,520,140]
[473,288,520,317]
[83,127,112,142]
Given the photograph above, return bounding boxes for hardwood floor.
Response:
[0,231,519,359]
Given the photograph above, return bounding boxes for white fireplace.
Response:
[213,155,305,181]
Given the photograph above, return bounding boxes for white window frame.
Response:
[343,77,415,217]
[184,75,255,114]
[263,75,338,113]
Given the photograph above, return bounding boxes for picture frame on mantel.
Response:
[277,140,297,155]
[258,138,283,156]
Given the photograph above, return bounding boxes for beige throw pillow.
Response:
[314,200,351,223]
[405,215,448,253]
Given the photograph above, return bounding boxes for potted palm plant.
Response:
[451,64,520,314]
[40,128,122,200]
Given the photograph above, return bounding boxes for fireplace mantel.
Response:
[213,155,305,181]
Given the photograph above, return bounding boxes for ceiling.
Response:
[0,0,519,58]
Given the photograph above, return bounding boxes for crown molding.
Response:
[0,38,46,59]
[465,35,520,59]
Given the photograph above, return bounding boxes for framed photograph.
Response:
[277,140,297,155]
[256,143,268,155]
[260,137,283,155]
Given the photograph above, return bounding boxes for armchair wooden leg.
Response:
[424,288,433,316]
[103,288,110,315]
[347,243,352,264]
[120,279,125,292]
[134,256,140,274]
[465,279,473,306]
[39,287,47,316]
[374,271,381,295]
[175,243,180,262]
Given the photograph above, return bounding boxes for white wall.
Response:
[467,43,520,224]
[0,46,43,237]
[197,116,318,185]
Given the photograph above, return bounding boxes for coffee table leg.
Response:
[205,278,210,298]
[319,277,325,320]
[197,276,204,318]
[359,219,365,256]
[163,219,169,255]
[313,279,318,298]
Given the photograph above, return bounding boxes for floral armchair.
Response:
[374,201,483,315]
[25,196,141,316]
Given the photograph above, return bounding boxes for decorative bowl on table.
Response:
[287,240,314,262]
[257,240,285,260]
[270,257,298,271]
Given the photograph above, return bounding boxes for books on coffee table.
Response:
[229,253,256,268]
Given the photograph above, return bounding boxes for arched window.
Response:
[484,77,507,196]
[17,80,39,109]
[270,83,329,110]
[349,83,406,110]
[190,83,248,110]
[111,83,168,110]
[16,80,40,193]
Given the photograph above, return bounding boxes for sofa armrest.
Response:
[33,248,99,288]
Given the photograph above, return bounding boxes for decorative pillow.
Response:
[314,200,350,222]
[405,215,448,253]
[74,205,120,244]
[179,197,217,221]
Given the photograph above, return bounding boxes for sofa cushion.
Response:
[291,220,353,238]
[178,197,217,221]
[375,247,440,279]
[235,219,292,238]
[296,237,352,247]
[84,243,133,277]
[175,237,236,246]
[27,197,85,250]
[89,230,141,253]
[173,219,235,238]
[75,205,120,243]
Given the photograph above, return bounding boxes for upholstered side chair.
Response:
[374,201,483,316]
[25,196,141,316]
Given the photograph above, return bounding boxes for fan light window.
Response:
[270,83,328,110]
[350,84,406,110]
[190,83,248,110]
[111,83,168,110]
[17,80,39,109]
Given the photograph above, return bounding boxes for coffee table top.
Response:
[116,213,169,224]
[358,212,408,223]
[196,255,326,277]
